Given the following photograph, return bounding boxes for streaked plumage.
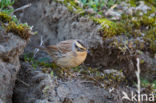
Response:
[38,40,87,68]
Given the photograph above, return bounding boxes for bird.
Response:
[36,39,88,68]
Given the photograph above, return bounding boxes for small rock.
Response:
[136,1,151,13]
[105,10,121,17]
[85,8,96,14]
[0,29,26,103]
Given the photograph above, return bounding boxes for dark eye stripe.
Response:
[77,40,85,48]
[75,44,79,49]
[74,43,85,52]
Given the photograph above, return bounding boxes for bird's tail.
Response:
[33,45,58,57]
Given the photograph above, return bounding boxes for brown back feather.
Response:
[45,40,75,55]
[56,40,75,54]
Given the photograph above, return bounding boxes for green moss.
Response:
[141,15,156,26]
[128,0,156,7]
[118,10,156,52]
[55,0,84,14]
[92,12,156,39]
[128,0,137,7]
[145,27,156,41]
[145,0,156,6]
[6,22,32,40]
[140,78,156,90]
[149,41,156,52]
[97,5,156,52]
[0,12,33,40]
[24,53,55,68]
[54,0,156,53]
[0,12,11,23]
[144,27,156,52]
[92,18,125,38]
[76,66,125,87]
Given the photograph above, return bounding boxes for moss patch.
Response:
[0,12,11,23]
[6,22,32,40]
[0,12,34,40]
[56,0,156,53]
[55,0,84,14]
[92,17,126,38]
[79,67,125,88]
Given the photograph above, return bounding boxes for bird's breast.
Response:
[55,51,87,68]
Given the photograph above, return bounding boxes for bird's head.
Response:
[74,40,87,52]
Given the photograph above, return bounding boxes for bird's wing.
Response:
[45,45,60,57]
[56,40,75,54]
[45,40,75,57]
[46,45,58,52]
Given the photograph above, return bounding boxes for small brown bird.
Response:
[37,40,88,68]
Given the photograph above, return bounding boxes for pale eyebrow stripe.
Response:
[76,41,85,48]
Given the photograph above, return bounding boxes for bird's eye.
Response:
[75,44,79,49]
[77,40,85,48]
[74,44,82,51]
[74,41,86,52]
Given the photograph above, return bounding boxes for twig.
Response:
[33,36,44,57]
[13,3,32,13]
[17,78,30,87]
[136,58,141,103]
[110,4,118,10]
